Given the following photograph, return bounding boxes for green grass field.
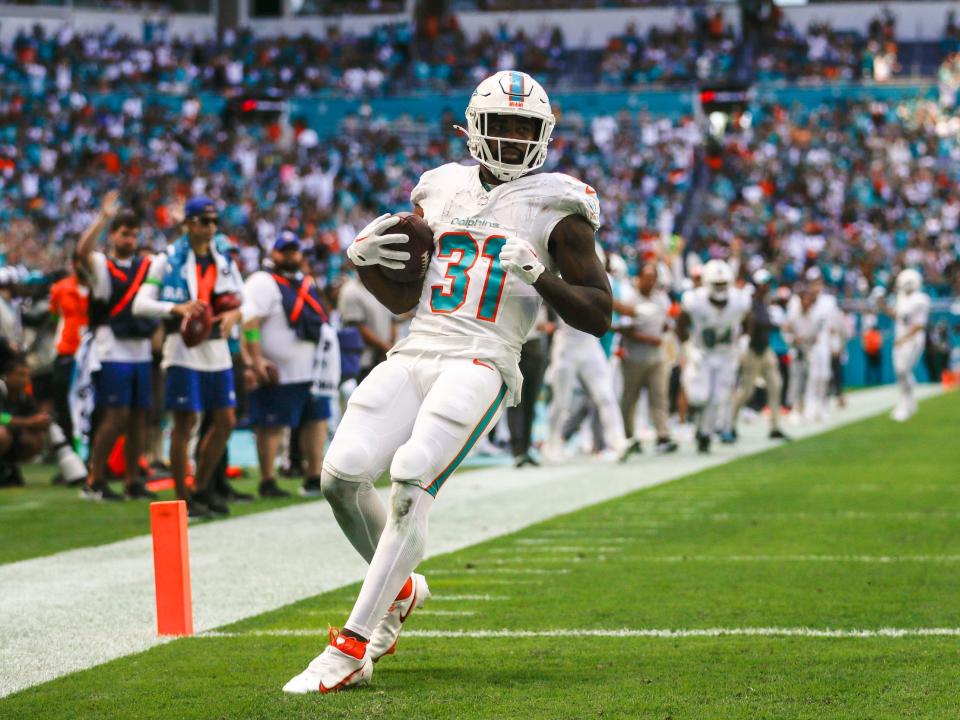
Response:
[3,392,959,719]
[0,466,313,565]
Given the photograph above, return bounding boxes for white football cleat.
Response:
[368,573,431,662]
[282,628,373,694]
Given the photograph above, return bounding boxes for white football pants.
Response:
[893,336,924,415]
[548,339,626,453]
[682,348,738,436]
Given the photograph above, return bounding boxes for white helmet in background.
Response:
[458,70,556,183]
[895,268,922,294]
[703,259,733,302]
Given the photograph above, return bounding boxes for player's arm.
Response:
[132,255,202,319]
[676,310,692,343]
[76,191,120,275]
[506,214,611,337]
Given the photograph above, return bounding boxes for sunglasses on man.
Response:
[190,216,219,226]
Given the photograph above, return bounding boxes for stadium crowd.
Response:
[1,16,957,513]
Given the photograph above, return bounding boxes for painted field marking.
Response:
[514,538,633,545]
[488,546,624,554]
[413,610,477,617]
[198,627,960,640]
[634,555,960,563]
[427,568,570,576]
[429,594,509,602]
[702,511,960,521]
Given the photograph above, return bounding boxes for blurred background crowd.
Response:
[1,0,958,500]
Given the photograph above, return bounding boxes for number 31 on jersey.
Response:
[430,232,507,323]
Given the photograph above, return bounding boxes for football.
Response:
[180,302,213,348]
[212,291,242,315]
[380,212,434,284]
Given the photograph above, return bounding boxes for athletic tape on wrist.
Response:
[243,328,261,342]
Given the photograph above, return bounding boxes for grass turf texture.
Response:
[4,391,959,718]
[0,468,314,565]
[0,466,412,565]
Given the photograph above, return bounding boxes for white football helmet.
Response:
[703,259,733,302]
[895,268,922,294]
[457,70,556,183]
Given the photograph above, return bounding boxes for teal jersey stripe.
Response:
[425,383,507,497]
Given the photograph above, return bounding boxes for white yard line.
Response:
[0,385,941,698]
[198,627,960,640]
[634,555,960,563]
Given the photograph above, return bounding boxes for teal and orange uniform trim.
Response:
[423,382,507,497]
[508,71,525,107]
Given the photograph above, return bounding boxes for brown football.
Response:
[380,212,434,284]
[181,303,213,348]
[212,291,242,315]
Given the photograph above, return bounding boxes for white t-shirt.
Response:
[241,271,318,384]
[390,162,601,405]
[88,252,152,363]
[338,276,394,370]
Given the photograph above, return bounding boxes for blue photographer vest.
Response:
[88,256,159,339]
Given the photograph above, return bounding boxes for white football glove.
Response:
[346,213,410,271]
[499,237,545,285]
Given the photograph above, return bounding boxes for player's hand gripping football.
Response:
[499,237,544,284]
[347,214,410,271]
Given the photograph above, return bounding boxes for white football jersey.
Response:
[681,286,752,356]
[390,162,601,405]
[894,290,930,342]
[786,292,837,351]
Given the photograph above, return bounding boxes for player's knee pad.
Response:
[320,467,368,506]
[390,441,434,486]
[322,438,374,483]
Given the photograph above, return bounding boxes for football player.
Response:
[676,259,751,453]
[888,268,930,421]
[284,71,612,693]
[784,270,838,422]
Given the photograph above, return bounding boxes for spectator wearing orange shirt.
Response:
[49,257,90,448]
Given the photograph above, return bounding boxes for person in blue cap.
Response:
[132,196,244,519]
[240,230,334,499]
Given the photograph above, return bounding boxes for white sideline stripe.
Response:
[637,555,960,563]
[427,568,570,576]
[704,511,960,521]
[429,594,508,601]
[488,546,624,554]
[197,627,960,640]
[515,538,633,545]
[411,610,477,616]
[0,385,941,698]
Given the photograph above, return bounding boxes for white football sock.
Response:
[321,469,387,564]
[344,481,433,639]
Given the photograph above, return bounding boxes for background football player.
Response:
[676,259,751,453]
[888,268,930,422]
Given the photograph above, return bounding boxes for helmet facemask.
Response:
[464,108,555,183]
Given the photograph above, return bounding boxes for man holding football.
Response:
[133,197,243,519]
[284,71,612,694]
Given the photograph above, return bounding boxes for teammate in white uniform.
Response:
[784,274,837,422]
[890,268,930,421]
[545,317,626,460]
[284,70,612,694]
[677,259,751,453]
